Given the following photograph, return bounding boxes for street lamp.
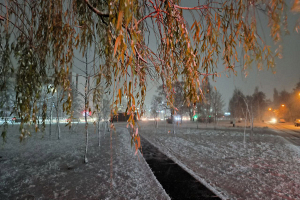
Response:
[268,107,272,111]
[281,104,285,107]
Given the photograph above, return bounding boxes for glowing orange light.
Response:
[268,108,272,111]
[281,104,285,107]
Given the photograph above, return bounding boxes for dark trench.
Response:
[141,137,221,200]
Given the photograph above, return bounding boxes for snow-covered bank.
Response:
[139,122,300,200]
[0,124,170,200]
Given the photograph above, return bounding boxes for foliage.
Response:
[150,95,163,118]
[195,78,212,120]
[229,89,246,118]
[0,0,295,138]
[71,83,84,120]
[0,35,15,118]
[229,87,268,121]
[155,81,191,120]
[252,87,267,121]
[272,80,300,120]
[211,89,225,119]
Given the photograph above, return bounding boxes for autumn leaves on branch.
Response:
[0,0,296,132]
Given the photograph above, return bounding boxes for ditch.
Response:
[141,137,221,200]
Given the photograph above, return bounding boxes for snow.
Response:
[0,123,170,199]
[2,120,300,199]
[139,121,300,200]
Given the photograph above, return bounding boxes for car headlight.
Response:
[271,118,277,123]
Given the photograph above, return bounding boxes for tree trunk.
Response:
[244,110,247,144]
[164,107,166,132]
[56,92,61,140]
[251,105,254,133]
[171,110,175,134]
[57,109,60,140]
[214,112,217,130]
[98,120,101,147]
[84,115,88,163]
[84,51,89,164]
[173,120,175,134]
[49,102,53,136]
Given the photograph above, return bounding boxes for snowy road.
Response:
[266,122,300,146]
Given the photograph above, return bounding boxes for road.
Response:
[200,120,300,147]
[265,122,300,146]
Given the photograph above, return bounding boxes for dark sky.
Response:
[70,2,300,112]
[144,1,300,111]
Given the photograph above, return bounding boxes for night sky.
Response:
[71,2,300,112]
[144,1,300,111]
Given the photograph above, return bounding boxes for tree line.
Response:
[151,79,224,125]
[272,80,300,121]
[228,79,300,123]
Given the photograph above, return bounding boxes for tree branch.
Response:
[83,0,109,17]
[0,15,30,41]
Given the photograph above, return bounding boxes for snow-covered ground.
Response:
[0,123,170,200]
[139,121,300,200]
[2,120,300,200]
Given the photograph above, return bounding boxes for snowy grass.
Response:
[0,123,169,200]
[139,122,300,200]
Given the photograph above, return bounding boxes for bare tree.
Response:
[151,95,163,128]
[211,90,224,130]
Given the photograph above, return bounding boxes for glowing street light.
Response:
[268,108,272,111]
[281,104,285,107]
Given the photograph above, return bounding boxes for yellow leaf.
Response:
[292,0,300,12]
[217,16,221,31]
[128,107,132,115]
[137,136,141,148]
[235,54,239,62]
[191,21,196,30]
[132,96,135,107]
[117,11,123,30]
[119,89,122,105]
[129,81,132,94]
[114,35,121,56]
